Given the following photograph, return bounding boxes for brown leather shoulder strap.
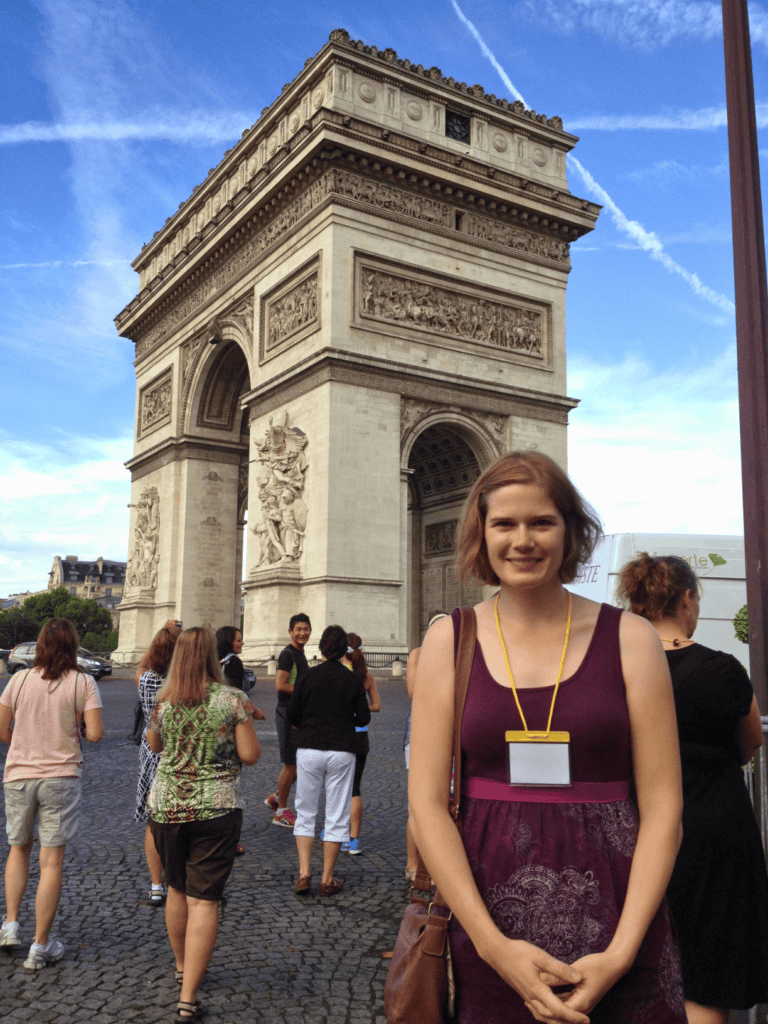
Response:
[450,606,477,819]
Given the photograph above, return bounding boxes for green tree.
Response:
[22,587,113,641]
[81,629,119,653]
[0,607,39,648]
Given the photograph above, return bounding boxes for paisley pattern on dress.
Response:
[561,799,639,859]
[485,865,610,962]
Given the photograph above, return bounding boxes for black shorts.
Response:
[276,707,298,766]
[352,731,369,798]
[150,809,242,901]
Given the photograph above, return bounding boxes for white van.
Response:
[566,534,748,669]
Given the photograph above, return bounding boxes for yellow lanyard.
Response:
[493,591,572,737]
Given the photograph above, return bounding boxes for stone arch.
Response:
[403,410,505,646]
[182,316,253,437]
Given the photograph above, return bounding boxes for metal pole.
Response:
[721,0,768,717]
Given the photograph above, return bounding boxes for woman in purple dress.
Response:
[409,451,686,1024]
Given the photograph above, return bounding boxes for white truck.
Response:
[566,534,748,669]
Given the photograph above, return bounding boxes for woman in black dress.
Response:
[618,553,768,1024]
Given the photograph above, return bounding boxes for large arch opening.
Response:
[406,423,488,647]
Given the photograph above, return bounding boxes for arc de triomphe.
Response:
[113,29,599,663]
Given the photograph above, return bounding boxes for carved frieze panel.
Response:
[331,167,452,227]
[425,520,458,555]
[465,213,570,265]
[356,255,550,365]
[125,487,160,593]
[259,257,321,364]
[138,368,173,439]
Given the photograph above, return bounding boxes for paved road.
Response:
[0,670,412,1024]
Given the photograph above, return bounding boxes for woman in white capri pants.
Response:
[286,625,370,897]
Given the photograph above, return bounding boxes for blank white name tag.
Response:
[505,731,571,787]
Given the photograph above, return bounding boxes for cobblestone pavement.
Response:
[0,674,412,1024]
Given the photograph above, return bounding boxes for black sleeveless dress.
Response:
[666,643,768,1009]
[449,603,686,1024]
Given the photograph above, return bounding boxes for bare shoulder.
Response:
[618,608,662,645]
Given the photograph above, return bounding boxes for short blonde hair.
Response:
[456,451,602,586]
[157,626,223,706]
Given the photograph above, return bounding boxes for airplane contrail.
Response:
[449,0,735,317]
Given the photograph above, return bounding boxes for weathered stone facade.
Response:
[113,30,598,661]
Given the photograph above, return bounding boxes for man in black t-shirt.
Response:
[264,613,311,827]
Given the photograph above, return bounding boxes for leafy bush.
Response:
[734,604,749,644]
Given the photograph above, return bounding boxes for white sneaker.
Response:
[0,918,20,948]
[23,937,64,970]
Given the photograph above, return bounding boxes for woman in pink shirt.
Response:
[0,618,104,969]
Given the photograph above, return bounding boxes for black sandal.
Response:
[174,969,183,985]
[149,888,166,906]
[175,1001,202,1021]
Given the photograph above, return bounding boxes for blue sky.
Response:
[1,0,765,595]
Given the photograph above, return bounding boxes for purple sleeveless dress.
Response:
[449,604,686,1024]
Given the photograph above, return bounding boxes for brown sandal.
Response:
[293,875,311,895]
[319,877,344,897]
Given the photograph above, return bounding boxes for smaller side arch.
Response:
[182,317,252,437]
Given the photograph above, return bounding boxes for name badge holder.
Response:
[494,592,573,789]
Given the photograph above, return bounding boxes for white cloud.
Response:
[0,259,130,270]
[0,112,257,147]
[566,103,768,131]
[0,432,133,595]
[449,1,737,318]
[626,159,728,182]
[518,0,768,51]
[567,348,743,535]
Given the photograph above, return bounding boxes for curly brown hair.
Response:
[34,618,80,681]
[148,627,178,676]
[616,553,699,621]
[456,451,602,586]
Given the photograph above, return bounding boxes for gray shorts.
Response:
[4,777,82,847]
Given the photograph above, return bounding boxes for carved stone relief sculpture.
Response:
[465,213,570,264]
[361,268,543,356]
[250,412,308,569]
[425,520,459,555]
[140,373,172,435]
[266,273,318,351]
[125,487,160,592]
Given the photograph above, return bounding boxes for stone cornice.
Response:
[132,31,577,272]
[241,348,578,424]
[118,31,601,327]
[125,435,247,482]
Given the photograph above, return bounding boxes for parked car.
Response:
[7,643,112,680]
[243,667,256,692]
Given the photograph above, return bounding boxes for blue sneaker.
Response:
[320,830,325,841]
[341,840,350,852]
[347,837,361,855]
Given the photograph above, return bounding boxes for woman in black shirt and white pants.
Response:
[286,625,370,897]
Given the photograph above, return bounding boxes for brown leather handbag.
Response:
[384,607,477,1024]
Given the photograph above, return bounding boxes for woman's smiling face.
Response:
[484,483,566,590]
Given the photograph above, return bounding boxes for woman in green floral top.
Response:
[147,627,260,1023]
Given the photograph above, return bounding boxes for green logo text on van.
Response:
[673,552,727,576]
